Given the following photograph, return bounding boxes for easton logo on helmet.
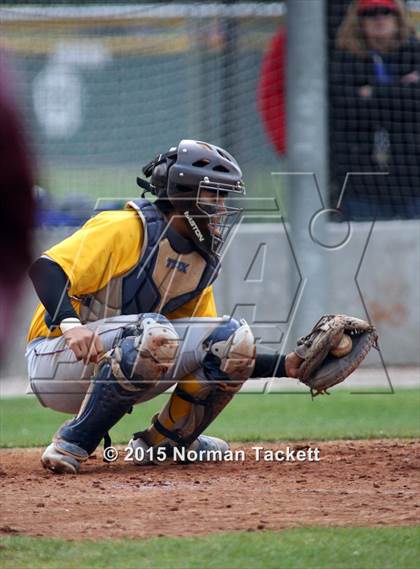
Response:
[184,211,205,242]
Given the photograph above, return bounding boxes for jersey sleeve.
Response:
[43,211,143,296]
[166,286,218,319]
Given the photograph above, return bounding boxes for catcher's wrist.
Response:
[251,353,287,378]
[284,352,304,378]
[275,354,287,378]
[60,317,83,334]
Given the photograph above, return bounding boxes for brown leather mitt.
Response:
[295,314,378,396]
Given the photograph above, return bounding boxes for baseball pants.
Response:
[26,315,226,414]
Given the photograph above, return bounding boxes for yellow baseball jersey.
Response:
[27,210,217,342]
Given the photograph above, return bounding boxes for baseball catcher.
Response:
[26,139,377,474]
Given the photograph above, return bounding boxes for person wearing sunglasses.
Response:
[330,0,420,219]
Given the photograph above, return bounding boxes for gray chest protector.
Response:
[78,199,220,323]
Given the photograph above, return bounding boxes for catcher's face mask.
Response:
[195,179,244,256]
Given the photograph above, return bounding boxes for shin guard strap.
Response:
[174,387,208,406]
[152,418,185,445]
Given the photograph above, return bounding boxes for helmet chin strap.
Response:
[165,209,191,239]
[136,177,154,197]
[165,208,216,260]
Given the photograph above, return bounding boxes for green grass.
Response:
[1,390,419,448]
[41,166,140,200]
[40,165,287,217]
[1,527,419,569]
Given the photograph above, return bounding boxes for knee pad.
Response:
[56,315,179,456]
[202,317,256,384]
[111,314,179,388]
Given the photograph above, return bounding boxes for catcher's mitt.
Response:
[295,314,378,396]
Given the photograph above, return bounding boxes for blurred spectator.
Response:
[34,187,94,227]
[330,0,420,219]
[0,53,35,362]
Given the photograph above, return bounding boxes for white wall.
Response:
[2,220,419,380]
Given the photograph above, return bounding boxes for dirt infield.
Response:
[1,440,419,540]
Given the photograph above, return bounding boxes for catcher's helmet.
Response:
[137,140,245,256]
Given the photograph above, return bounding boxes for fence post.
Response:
[286,0,329,346]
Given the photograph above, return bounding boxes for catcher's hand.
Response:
[294,314,378,396]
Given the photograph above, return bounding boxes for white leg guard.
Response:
[129,317,256,465]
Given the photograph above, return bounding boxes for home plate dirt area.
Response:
[0,440,418,540]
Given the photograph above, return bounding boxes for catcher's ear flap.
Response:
[151,161,169,193]
[142,158,157,178]
[142,153,165,177]
[140,153,170,197]
[141,149,178,197]
[143,149,177,178]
